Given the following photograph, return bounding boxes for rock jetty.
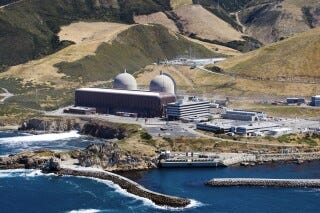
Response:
[42,166,191,208]
[206,178,320,188]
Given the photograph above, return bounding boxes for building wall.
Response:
[311,97,320,106]
[167,102,210,119]
[75,90,176,117]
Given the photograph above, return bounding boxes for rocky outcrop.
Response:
[206,178,320,188]
[19,118,82,132]
[0,151,53,169]
[78,143,157,171]
[46,167,191,208]
[42,158,61,172]
[80,122,128,139]
[18,118,138,140]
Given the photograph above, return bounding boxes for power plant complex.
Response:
[75,71,177,117]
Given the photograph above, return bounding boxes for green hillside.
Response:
[56,24,221,82]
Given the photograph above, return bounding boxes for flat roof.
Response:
[199,121,279,129]
[76,88,175,98]
[167,100,210,106]
[226,109,264,114]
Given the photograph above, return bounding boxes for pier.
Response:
[206,178,320,188]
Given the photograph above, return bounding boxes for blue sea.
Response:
[0,131,319,213]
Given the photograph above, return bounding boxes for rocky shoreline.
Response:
[206,178,320,188]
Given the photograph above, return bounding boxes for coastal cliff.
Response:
[18,118,138,139]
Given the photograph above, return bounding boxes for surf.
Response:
[0,131,81,144]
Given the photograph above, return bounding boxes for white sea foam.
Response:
[68,209,101,213]
[0,131,81,144]
[0,169,45,178]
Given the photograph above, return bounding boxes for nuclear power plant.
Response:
[74,71,177,117]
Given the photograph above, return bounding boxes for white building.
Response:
[235,123,280,135]
[196,120,280,136]
[222,109,266,121]
[166,98,210,120]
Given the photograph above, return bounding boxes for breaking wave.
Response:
[68,209,102,213]
[0,131,81,144]
[0,169,45,178]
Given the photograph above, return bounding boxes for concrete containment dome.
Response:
[149,71,176,94]
[113,70,137,90]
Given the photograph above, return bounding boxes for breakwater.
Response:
[206,178,320,188]
[49,167,191,208]
[256,153,320,162]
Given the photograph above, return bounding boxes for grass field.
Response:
[170,0,193,9]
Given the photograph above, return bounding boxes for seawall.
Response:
[256,153,320,162]
[49,167,191,208]
[206,178,320,188]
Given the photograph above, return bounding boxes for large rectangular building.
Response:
[75,88,176,117]
[166,99,210,120]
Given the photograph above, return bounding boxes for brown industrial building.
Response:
[75,88,176,117]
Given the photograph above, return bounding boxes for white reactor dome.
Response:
[149,71,175,94]
[113,70,137,90]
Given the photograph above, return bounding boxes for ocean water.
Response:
[0,131,104,156]
[0,131,320,213]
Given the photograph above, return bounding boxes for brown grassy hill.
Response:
[174,4,243,42]
[133,12,179,33]
[217,27,320,83]
[240,0,320,44]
